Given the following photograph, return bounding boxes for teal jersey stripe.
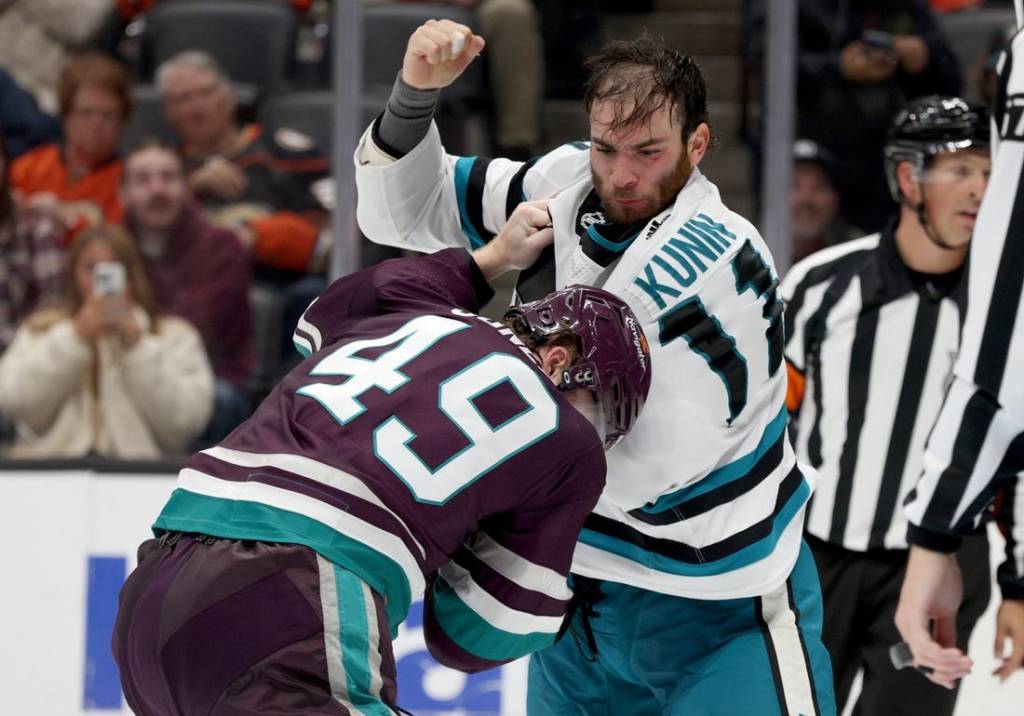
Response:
[586,224,641,252]
[335,568,393,716]
[294,339,312,358]
[454,156,486,249]
[153,490,413,632]
[642,406,789,514]
[577,475,810,577]
[431,582,557,662]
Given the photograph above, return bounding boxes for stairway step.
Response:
[601,11,742,56]
[653,0,743,12]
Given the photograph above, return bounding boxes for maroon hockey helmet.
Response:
[504,285,652,449]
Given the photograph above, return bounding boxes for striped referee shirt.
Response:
[781,223,966,552]
[903,31,1024,599]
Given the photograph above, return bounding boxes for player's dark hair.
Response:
[503,319,582,365]
[583,36,710,143]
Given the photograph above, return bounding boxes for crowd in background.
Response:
[0,0,1011,460]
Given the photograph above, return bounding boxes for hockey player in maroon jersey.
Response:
[111,199,652,715]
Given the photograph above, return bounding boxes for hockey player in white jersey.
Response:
[355,19,835,714]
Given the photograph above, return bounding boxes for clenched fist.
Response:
[402,19,486,91]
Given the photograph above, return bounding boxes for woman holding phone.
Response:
[0,224,214,458]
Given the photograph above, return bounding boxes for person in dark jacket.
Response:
[747,0,962,232]
[120,139,253,441]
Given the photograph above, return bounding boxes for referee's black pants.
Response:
[807,529,991,716]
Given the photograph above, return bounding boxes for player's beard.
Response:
[592,151,692,226]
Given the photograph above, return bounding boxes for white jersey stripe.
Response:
[470,533,572,601]
[296,308,324,352]
[178,468,426,598]
[844,296,915,550]
[437,561,564,635]
[360,579,385,705]
[760,582,819,716]
[201,445,426,559]
[318,556,363,714]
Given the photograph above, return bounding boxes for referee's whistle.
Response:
[889,641,935,676]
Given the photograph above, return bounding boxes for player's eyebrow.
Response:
[591,136,667,151]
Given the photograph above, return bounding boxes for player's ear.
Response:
[686,122,710,167]
[897,160,921,205]
[538,345,572,381]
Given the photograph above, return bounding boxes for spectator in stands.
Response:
[748,0,962,233]
[120,139,253,442]
[0,224,213,459]
[0,130,68,354]
[791,138,862,261]
[0,0,115,115]
[156,51,331,277]
[11,53,131,231]
[0,69,62,160]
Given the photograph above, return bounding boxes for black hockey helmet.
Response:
[883,95,990,203]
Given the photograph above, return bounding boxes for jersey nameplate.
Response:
[632,213,738,310]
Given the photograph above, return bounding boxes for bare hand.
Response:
[994,599,1024,681]
[840,41,897,84]
[189,156,248,199]
[233,224,258,252]
[74,295,121,343]
[401,19,486,90]
[117,306,143,348]
[472,199,554,281]
[894,546,973,689]
[893,35,929,75]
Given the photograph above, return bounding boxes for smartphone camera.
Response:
[861,29,895,55]
[93,261,126,297]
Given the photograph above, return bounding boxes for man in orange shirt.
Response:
[11,54,131,234]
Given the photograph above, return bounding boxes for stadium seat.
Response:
[248,281,288,395]
[258,90,334,154]
[139,0,297,93]
[120,84,177,152]
[361,3,488,154]
[361,4,483,103]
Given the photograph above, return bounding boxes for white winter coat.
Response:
[0,307,214,458]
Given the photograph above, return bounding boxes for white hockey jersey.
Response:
[355,123,810,598]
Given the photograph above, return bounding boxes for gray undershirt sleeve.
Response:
[376,73,441,157]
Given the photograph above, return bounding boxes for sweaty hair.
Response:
[503,318,582,365]
[58,53,133,120]
[583,36,710,142]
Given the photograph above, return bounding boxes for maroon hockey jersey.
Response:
[154,248,606,671]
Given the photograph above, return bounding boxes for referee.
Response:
[782,96,995,714]
[896,33,1024,688]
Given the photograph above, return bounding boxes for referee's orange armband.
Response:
[785,361,806,413]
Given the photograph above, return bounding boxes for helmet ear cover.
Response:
[560,362,599,392]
